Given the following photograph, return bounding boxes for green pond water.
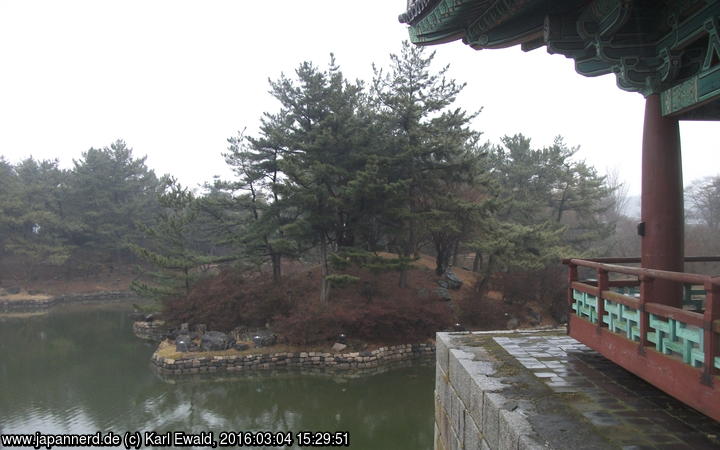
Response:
[0,301,434,449]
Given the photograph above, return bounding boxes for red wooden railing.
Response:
[563,256,720,421]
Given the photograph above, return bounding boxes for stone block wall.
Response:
[434,332,544,450]
[152,342,434,375]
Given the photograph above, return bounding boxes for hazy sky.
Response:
[0,0,717,195]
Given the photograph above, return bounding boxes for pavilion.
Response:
[399,0,720,422]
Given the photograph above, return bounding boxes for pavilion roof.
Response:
[399,0,720,119]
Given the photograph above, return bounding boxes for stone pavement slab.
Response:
[434,330,720,450]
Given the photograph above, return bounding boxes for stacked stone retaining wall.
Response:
[152,342,435,375]
[0,291,135,312]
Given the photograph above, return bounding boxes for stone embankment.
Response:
[152,342,435,375]
[0,291,135,312]
[132,320,168,341]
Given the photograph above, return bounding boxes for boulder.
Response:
[201,331,233,351]
[332,342,347,352]
[444,270,463,290]
[234,342,250,351]
[435,287,452,301]
[165,328,179,340]
[252,332,277,347]
[175,334,192,352]
[436,279,449,289]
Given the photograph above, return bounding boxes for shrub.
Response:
[274,295,453,346]
[164,262,454,344]
[163,269,296,331]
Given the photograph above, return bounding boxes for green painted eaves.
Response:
[407,0,491,46]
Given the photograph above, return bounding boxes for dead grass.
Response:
[0,291,52,302]
[0,310,49,318]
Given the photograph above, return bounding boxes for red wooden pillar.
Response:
[567,263,578,334]
[597,269,608,334]
[702,281,718,385]
[641,94,684,307]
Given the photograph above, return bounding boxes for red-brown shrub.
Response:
[164,262,454,344]
[163,269,297,331]
[274,295,453,346]
[496,266,566,322]
[455,289,516,330]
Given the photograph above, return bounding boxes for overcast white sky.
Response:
[0,0,717,195]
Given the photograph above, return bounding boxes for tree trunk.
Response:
[472,251,482,272]
[475,254,494,293]
[435,247,449,275]
[271,253,282,283]
[398,269,407,288]
[398,250,409,288]
[452,240,460,267]
[319,234,330,303]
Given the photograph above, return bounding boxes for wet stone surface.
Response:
[494,335,720,449]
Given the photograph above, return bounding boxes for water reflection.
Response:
[0,303,433,449]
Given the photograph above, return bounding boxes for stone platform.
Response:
[435,330,720,450]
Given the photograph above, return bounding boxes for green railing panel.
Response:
[689,351,720,370]
[603,300,640,342]
[573,288,717,372]
[690,344,720,370]
[648,314,703,366]
[648,314,673,351]
[572,289,598,324]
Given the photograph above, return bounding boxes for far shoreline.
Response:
[0,290,139,313]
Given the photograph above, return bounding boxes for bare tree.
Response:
[603,166,630,222]
[686,175,720,231]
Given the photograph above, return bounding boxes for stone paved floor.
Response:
[494,335,720,449]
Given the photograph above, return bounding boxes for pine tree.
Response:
[130,178,220,300]
[470,134,613,291]
[66,140,161,265]
[211,130,301,282]
[252,57,371,302]
[1,158,74,270]
[370,41,484,280]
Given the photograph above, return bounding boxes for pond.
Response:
[0,302,434,449]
